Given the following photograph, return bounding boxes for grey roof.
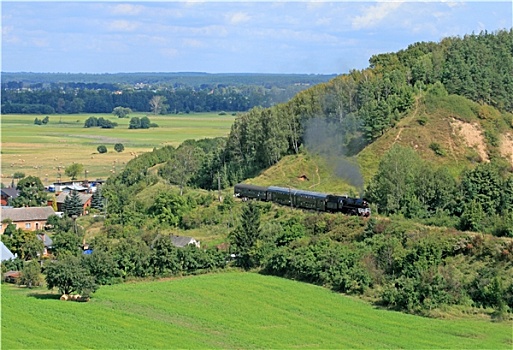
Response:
[64,184,88,191]
[1,188,19,199]
[171,235,197,248]
[37,234,53,247]
[1,242,15,261]
[56,191,92,205]
[1,206,56,222]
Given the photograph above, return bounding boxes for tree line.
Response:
[1,84,313,115]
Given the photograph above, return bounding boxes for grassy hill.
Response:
[242,92,513,193]
[2,272,512,349]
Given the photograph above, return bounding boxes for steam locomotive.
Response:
[234,183,371,217]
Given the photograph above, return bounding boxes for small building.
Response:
[3,271,21,284]
[50,179,105,193]
[1,187,19,206]
[171,235,200,248]
[37,233,54,257]
[0,206,56,234]
[1,241,15,261]
[55,191,92,215]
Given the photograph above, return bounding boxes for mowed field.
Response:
[0,113,236,185]
[2,272,511,349]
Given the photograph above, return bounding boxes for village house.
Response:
[54,191,92,215]
[1,187,19,206]
[0,206,56,234]
[37,233,54,257]
[171,235,200,248]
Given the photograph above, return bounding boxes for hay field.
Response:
[0,113,235,185]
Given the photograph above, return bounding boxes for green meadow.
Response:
[2,272,511,349]
[0,113,236,184]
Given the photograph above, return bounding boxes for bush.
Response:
[429,142,446,156]
[97,145,107,154]
[417,116,427,126]
[114,143,125,153]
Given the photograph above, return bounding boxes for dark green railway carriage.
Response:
[234,183,269,201]
[267,186,328,211]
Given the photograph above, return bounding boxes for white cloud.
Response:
[316,17,332,26]
[226,12,251,25]
[32,38,49,48]
[2,25,20,44]
[111,4,145,16]
[108,20,140,32]
[160,48,179,58]
[183,39,206,48]
[352,2,404,30]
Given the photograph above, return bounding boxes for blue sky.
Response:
[2,1,511,74]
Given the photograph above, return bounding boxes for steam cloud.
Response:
[303,118,364,192]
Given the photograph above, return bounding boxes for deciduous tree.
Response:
[13,176,47,207]
[45,255,98,297]
[65,163,84,180]
[112,106,132,118]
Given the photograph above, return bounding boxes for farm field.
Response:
[2,272,511,349]
[0,113,236,185]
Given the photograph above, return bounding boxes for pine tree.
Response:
[91,187,104,211]
[64,191,83,217]
[229,202,261,270]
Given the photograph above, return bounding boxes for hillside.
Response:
[358,92,513,183]
[244,92,513,193]
[3,273,512,349]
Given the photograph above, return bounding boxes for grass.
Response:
[2,272,511,349]
[1,113,236,184]
[250,153,362,196]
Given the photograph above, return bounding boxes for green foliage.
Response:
[64,163,83,180]
[159,144,204,195]
[460,162,503,216]
[366,145,423,215]
[97,145,107,154]
[148,191,190,227]
[114,143,124,152]
[52,231,82,257]
[45,255,98,297]
[1,228,44,261]
[84,116,117,128]
[112,106,132,118]
[81,250,121,285]
[128,116,152,129]
[19,260,43,288]
[429,142,446,156]
[13,176,47,207]
[230,201,262,269]
[148,235,180,276]
[63,191,83,217]
[91,187,104,211]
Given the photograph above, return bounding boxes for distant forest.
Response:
[0,73,336,114]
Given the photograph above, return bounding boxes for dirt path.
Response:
[308,164,321,189]
[392,96,420,146]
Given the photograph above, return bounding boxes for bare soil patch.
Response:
[450,119,489,162]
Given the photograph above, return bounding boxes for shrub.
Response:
[429,142,446,156]
[417,116,427,126]
[97,145,107,154]
[114,143,125,153]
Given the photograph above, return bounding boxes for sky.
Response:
[1,1,511,74]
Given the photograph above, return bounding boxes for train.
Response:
[234,183,371,217]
